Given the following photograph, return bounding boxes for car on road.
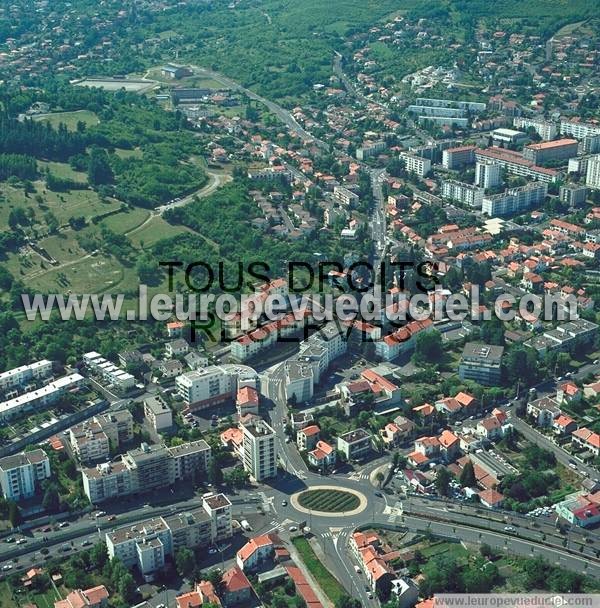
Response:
[58,521,69,528]
[289,526,298,532]
[108,515,117,521]
[95,511,106,517]
[208,548,218,555]
[374,492,383,498]
[81,540,92,547]
[42,526,52,533]
[281,500,287,507]
[61,544,71,552]
[16,538,26,545]
[504,526,516,533]
[2,565,12,571]
[368,593,373,599]
[354,565,361,574]
[4,537,14,543]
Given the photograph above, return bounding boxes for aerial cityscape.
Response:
[0,1,600,607]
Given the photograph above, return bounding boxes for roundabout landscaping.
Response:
[291,485,368,517]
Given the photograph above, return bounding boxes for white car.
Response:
[16,538,27,545]
[504,526,516,533]
[2,565,12,571]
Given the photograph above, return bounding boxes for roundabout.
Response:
[291,485,368,517]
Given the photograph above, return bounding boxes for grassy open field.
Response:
[127,215,196,247]
[292,536,347,604]
[32,109,99,131]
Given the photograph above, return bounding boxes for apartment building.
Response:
[98,410,134,443]
[560,120,600,140]
[168,440,211,482]
[0,360,53,393]
[491,128,528,145]
[202,493,233,542]
[459,342,504,386]
[400,152,431,177]
[586,154,600,190]
[0,373,84,422]
[0,449,51,501]
[375,319,434,362]
[337,428,372,461]
[482,182,547,217]
[282,323,349,403]
[513,117,558,141]
[123,443,175,492]
[441,146,476,170]
[333,186,359,207]
[475,161,502,189]
[242,420,276,481]
[82,439,212,503]
[82,461,134,504]
[69,421,110,464]
[475,148,559,183]
[522,139,578,164]
[355,141,386,160]
[144,395,173,432]
[559,184,588,207]
[524,319,598,357]
[441,180,484,208]
[83,352,135,391]
[176,366,237,411]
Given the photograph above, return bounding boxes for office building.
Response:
[0,450,51,501]
[559,184,587,207]
[560,120,600,140]
[400,152,431,177]
[242,420,276,481]
[441,180,484,208]
[482,182,547,217]
[442,146,476,170]
[459,342,504,386]
[586,155,600,190]
[0,360,53,392]
[522,139,578,165]
[491,128,528,146]
[475,161,502,189]
[513,117,558,141]
[475,148,559,183]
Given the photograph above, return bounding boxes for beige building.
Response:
[243,420,277,481]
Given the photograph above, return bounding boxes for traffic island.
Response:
[291,486,367,517]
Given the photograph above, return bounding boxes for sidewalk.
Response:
[287,538,334,608]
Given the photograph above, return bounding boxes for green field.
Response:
[33,109,99,131]
[292,536,347,604]
[297,489,360,512]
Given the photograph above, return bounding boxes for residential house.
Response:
[297,425,320,452]
[236,534,275,571]
[308,440,336,470]
[221,566,253,607]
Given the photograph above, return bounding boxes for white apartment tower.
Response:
[585,155,600,190]
[475,161,502,190]
[242,420,277,481]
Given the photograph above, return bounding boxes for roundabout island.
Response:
[291,485,368,517]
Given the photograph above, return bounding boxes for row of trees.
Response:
[0,153,37,180]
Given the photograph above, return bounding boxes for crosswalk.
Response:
[348,472,371,481]
[268,518,294,533]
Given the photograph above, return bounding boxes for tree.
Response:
[207,568,223,593]
[412,330,443,365]
[87,147,114,186]
[335,596,361,608]
[459,461,476,487]
[8,501,21,528]
[223,466,250,488]
[43,485,60,512]
[118,572,136,603]
[176,548,196,579]
[375,471,385,488]
[208,459,224,486]
[435,467,451,497]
